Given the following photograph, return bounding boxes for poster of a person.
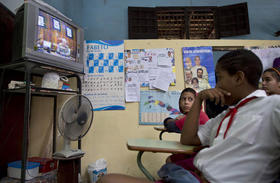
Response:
[196,68,211,90]
[182,46,215,91]
[191,56,208,80]
[184,57,193,70]
[184,69,193,87]
[191,77,200,92]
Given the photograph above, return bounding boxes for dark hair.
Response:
[273,57,280,68]
[197,68,203,73]
[217,49,263,88]
[179,87,196,113]
[263,67,280,82]
[191,77,199,84]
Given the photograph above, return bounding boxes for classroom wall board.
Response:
[27,39,280,182]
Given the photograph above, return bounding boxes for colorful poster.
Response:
[124,48,176,88]
[139,90,181,125]
[82,40,125,111]
[182,46,215,92]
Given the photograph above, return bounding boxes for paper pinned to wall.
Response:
[151,68,174,92]
[125,73,140,102]
[139,90,181,125]
[82,40,125,111]
[124,48,176,88]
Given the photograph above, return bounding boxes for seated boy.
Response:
[98,49,280,183]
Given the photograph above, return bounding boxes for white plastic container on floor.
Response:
[7,161,40,180]
[88,159,107,183]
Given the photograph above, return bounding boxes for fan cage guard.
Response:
[58,94,93,141]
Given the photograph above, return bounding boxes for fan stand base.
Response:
[53,149,85,158]
[53,155,83,183]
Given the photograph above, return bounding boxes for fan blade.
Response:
[62,98,79,124]
[64,122,83,140]
[58,94,94,141]
[75,97,92,124]
[77,112,88,126]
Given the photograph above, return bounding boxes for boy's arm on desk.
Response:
[127,138,197,154]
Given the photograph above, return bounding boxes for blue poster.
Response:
[182,46,215,92]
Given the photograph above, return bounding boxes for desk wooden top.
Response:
[153,126,166,131]
[127,138,196,154]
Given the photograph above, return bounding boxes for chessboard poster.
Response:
[182,46,215,92]
[82,40,125,111]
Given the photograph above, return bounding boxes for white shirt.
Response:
[194,90,280,183]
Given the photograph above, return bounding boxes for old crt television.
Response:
[12,0,84,73]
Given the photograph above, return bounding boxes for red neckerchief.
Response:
[215,96,257,139]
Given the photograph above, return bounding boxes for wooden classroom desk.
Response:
[127,138,196,181]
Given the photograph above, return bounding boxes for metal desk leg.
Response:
[159,130,167,140]
[137,151,156,181]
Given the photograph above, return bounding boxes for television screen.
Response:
[36,10,77,62]
[12,0,84,73]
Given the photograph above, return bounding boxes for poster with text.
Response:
[139,90,181,125]
[182,46,215,92]
[124,48,176,88]
[82,40,125,111]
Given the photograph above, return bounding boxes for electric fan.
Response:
[53,94,93,158]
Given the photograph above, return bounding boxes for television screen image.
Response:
[12,0,84,73]
[36,10,77,61]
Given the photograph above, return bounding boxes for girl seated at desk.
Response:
[163,87,209,133]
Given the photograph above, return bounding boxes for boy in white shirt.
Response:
[98,49,280,183]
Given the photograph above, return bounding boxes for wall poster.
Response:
[139,90,181,125]
[82,40,125,111]
[182,46,215,92]
[248,47,280,71]
[124,48,176,88]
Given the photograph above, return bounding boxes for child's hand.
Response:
[198,88,231,107]
[175,115,185,120]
